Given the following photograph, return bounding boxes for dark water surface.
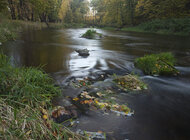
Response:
[1,28,190,140]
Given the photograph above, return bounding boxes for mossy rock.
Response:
[82,29,103,39]
[135,52,179,76]
[114,74,147,91]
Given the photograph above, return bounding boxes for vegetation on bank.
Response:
[49,23,87,29]
[0,20,20,43]
[135,52,179,75]
[0,17,47,43]
[122,18,190,36]
[0,54,82,139]
[91,0,190,36]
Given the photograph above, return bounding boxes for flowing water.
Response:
[1,28,190,140]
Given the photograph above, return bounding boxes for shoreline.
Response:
[97,26,190,36]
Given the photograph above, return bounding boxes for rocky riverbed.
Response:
[52,70,147,139]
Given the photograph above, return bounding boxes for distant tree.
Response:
[0,0,8,12]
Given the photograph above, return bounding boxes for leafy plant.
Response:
[135,52,179,75]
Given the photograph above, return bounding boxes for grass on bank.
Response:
[0,19,47,43]
[0,18,87,43]
[49,23,87,29]
[122,18,190,36]
[135,52,179,76]
[0,54,82,139]
[0,20,20,43]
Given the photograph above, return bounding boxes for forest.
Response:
[0,0,89,23]
[0,0,189,26]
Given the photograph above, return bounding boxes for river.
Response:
[1,28,190,140]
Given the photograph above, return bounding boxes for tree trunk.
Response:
[8,0,16,20]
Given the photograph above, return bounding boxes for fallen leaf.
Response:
[40,107,48,115]
[26,130,32,135]
[98,130,103,134]
[43,115,48,120]
[73,97,79,101]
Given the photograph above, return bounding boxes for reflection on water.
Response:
[1,28,190,140]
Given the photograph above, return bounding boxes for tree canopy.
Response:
[1,0,89,23]
[91,0,190,27]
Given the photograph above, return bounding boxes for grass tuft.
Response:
[0,54,61,107]
[0,53,84,139]
[135,52,179,75]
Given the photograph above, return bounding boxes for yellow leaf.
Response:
[95,100,99,104]
[125,111,129,114]
[43,115,48,120]
[26,130,32,135]
[98,130,103,134]
[73,97,79,101]
[40,107,48,115]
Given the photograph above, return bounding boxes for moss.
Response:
[135,52,179,75]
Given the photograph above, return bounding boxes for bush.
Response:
[135,52,179,75]
[82,29,97,39]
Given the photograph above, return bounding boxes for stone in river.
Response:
[75,49,90,56]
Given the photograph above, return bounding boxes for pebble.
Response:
[0,42,2,45]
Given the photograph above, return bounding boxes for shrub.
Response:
[135,52,179,75]
[82,29,97,39]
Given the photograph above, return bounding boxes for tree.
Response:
[0,0,8,12]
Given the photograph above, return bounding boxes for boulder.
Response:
[75,49,90,56]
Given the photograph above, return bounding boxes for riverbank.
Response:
[0,53,84,139]
[99,18,190,36]
[0,19,47,43]
[0,19,88,44]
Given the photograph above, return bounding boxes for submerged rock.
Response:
[52,106,78,123]
[76,129,106,139]
[114,74,147,91]
[0,42,2,46]
[75,49,90,56]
